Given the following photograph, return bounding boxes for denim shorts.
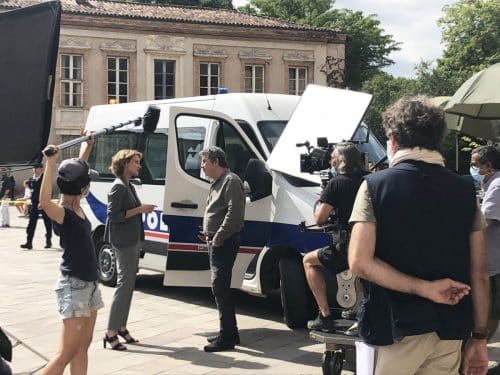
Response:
[55,275,104,320]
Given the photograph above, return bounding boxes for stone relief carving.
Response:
[238,48,272,61]
[193,46,228,58]
[282,51,314,62]
[60,38,91,50]
[320,56,345,88]
[99,40,136,52]
[144,36,185,54]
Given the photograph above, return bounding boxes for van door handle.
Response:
[171,201,198,209]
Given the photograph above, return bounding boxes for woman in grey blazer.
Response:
[104,149,156,350]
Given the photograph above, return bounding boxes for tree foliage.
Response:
[239,0,399,89]
[313,9,400,89]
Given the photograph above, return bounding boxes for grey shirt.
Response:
[482,171,500,276]
[203,170,245,247]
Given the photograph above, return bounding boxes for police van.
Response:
[82,85,385,328]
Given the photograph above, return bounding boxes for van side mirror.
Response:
[244,159,272,202]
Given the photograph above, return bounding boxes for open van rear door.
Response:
[162,106,266,288]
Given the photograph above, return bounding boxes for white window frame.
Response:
[107,57,129,104]
[244,64,264,93]
[288,66,308,95]
[60,54,83,107]
[199,62,220,95]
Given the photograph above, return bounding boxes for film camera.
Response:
[297,137,334,174]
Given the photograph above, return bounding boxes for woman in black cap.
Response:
[38,139,104,375]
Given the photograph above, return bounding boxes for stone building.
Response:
[0,0,346,155]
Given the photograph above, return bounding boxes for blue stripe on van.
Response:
[87,192,330,253]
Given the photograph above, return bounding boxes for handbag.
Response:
[0,328,12,362]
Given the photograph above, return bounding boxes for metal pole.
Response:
[455,132,459,172]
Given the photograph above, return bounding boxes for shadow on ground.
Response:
[134,273,284,323]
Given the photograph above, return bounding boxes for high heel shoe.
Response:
[117,329,139,344]
[103,334,127,351]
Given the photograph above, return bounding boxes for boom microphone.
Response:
[43,105,161,157]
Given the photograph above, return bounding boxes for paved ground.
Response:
[2,206,500,375]
[0,208,329,375]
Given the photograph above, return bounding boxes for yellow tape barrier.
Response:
[0,199,58,204]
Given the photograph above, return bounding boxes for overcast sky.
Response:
[234,0,454,78]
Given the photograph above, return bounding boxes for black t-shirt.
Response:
[319,172,368,229]
[53,207,98,282]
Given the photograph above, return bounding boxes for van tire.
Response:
[97,241,117,287]
[279,254,316,329]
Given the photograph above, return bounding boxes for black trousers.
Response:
[26,203,52,244]
[209,234,240,333]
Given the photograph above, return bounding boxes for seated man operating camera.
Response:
[303,142,368,332]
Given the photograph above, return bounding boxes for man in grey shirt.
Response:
[201,146,245,352]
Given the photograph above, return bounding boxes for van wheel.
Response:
[97,242,117,287]
[279,255,316,329]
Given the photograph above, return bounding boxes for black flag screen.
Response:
[0,1,61,166]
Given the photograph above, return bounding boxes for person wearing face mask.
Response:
[303,142,369,332]
[103,150,156,351]
[470,146,500,373]
[38,138,104,375]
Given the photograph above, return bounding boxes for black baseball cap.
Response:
[57,159,99,182]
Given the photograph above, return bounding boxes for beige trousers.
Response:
[375,332,462,375]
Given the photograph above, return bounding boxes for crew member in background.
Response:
[470,145,500,375]
[349,96,489,375]
[303,142,368,332]
[201,146,245,352]
[0,168,15,228]
[20,162,52,249]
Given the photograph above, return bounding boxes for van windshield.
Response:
[257,121,287,152]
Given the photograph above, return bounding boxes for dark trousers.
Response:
[209,234,240,334]
[26,203,52,244]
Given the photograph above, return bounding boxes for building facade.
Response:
[1,0,346,154]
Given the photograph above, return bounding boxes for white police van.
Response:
[82,85,385,328]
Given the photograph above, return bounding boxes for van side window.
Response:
[143,133,168,183]
[175,115,207,180]
[216,122,258,180]
[88,132,137,178]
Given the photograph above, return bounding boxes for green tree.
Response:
[313,9,400,89]
[361,72,418,141]
[438,0,500,90]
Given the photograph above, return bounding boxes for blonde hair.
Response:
[110,149,143,177]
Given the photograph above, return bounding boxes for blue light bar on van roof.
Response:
[218,87,229,94]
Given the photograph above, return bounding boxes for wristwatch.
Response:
[471,328,490,340]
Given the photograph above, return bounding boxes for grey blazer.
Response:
[104,178,144,248]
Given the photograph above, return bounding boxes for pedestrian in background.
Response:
[39,139,104,375]
[470,145,500,374]
[104,149,156,351]
[201,146,245,352]
[20,163,52,249]
[348,96,489,375]
[0,168,15,228]
[15,180,31,217]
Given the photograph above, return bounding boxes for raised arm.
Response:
[78,133,94,162]
[39,147,65,224]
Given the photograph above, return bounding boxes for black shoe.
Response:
[204,336,236,352]
[20,243,32,250]
[207,331,240,345]
[44,240,52,249]
[307,312,337,332]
